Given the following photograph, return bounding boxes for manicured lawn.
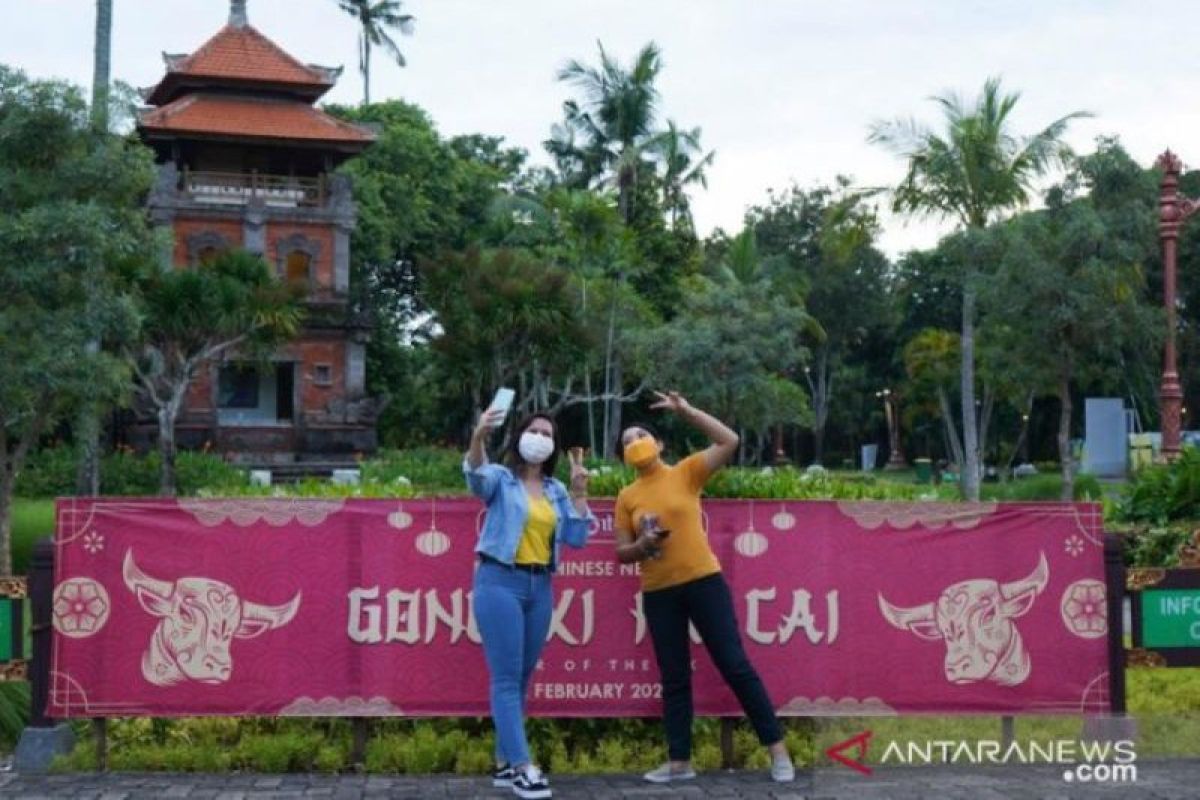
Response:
[11,498,54,575]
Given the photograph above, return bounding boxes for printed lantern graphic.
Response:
[878,552,1049,686]
[415,500,450,557]
[734,502,768,558]
[771,505,796,531]
[387,504,413,530]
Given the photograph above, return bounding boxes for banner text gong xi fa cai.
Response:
[48,498,1110,718]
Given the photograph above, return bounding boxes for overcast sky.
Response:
[2,1,1194,256]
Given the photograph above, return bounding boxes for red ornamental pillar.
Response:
[1157,151,1197,461]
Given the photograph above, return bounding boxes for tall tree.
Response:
[91,0,112,130]
[334,0,414,105]
[746,181,893,465]
[0,68,154,575]
[131,250,302,496]
[903,329,965,470]
[643,273,814,461]
[420,247,593,422]
[549,41,663,225]
[549,41,665,456]
[985,141,1159,499]
[75,0,115,497]
[328,102,543,447]
[870,77,1088,499]
[653,120,714,229]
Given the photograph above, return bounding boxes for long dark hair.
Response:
[504,413,560,477]
[615,420,664,461]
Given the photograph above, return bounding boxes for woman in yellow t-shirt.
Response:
[614,391,794,785]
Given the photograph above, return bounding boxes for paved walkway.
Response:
[2,761,1199,799]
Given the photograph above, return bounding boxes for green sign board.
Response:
[0,597,12,662]
[1141,589,1200,648]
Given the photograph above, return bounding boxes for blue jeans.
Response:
[473,559,553,766]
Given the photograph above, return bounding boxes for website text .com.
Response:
[827,731,1138,783]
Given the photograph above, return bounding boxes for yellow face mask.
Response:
[623,437,660,468]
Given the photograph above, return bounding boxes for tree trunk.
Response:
[75,402,101,496]
[584,367,596,456]
[158,406,178,498]
[1005,392,1035,473]
[0,466,13,577]
[1058,372,1074,502]
[608,357,624,459]
[581,281,596,455]
[362,34,372,105]
[960,280,980,501]
[600,281,622,459]
[91,0,112,131]
[618,163,634,225]
[977,383,995,475]
[80,0,112,491]
[807,348,831,465]
[937,386,966,470]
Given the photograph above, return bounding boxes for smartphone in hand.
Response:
[486,387,515,424]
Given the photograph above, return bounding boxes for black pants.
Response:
[643,572,783,760]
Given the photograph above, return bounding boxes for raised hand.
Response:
[472,408,506,440]
[649,390,690,415]
[568,447,589,496]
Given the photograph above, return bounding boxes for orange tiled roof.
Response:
[167,24,330,87]
[139,95,373,145]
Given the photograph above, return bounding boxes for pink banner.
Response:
[49,498,1110,718]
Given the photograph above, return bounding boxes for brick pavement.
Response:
[2,761,1200,800]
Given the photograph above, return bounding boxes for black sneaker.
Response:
[492,763,515,788]
[511,764,551,799]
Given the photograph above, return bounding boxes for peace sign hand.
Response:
[568,447,589,497]
[650,390,691,415]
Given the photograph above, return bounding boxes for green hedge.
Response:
[1115,447,1200,525]
[980,473,1103,502]
[15,447,243,498]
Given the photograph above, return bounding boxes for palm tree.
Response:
[75,0,114,496]
[552,41,664,225]
[549,41,665,456]
[334,0,415,105]
[653,120,714,228]
[869,77,1088,500]
[92,0,112,131]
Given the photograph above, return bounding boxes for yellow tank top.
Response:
[514,495,556,565]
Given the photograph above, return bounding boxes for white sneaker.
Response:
[511,764,551,799]
[771,755,795,782]
[492,762,515,788]
[643,762,697,783]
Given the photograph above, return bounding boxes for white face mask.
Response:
[518,431,555,464]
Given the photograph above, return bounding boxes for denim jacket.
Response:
[463,456,593,570]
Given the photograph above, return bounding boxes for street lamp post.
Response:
[1157,150,1197,461]
[875,388,906,470]
[1020,413,1031,465]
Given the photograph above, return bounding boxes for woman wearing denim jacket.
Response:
[465,409,592,800]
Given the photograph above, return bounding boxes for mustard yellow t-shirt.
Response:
[514,494,556,565]
[614,452,721,591]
